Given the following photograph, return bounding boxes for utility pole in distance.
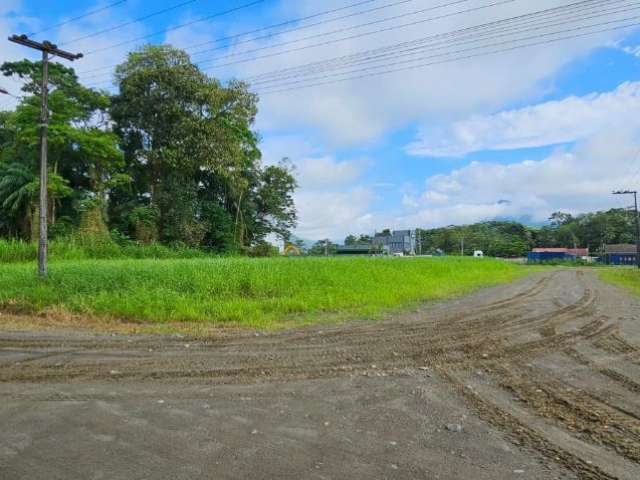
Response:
[8,35,82,277]
[613,190,640,269]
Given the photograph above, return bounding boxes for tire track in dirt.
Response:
[1,269,639,479]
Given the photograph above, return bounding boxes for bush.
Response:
[0,237,206,263]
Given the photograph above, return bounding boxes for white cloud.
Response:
[402,194,419,208]
[207,0,640,145]
[260,134,317,166]
[0,1,146,96]
[294,187,375,240]
[407,81,640,157]
[291,153,373,239]
[296,155,368,188]
[621,44,640,58]
[397,127,640,228]
[0,2,37,110]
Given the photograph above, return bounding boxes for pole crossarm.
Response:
[8,35,83,61]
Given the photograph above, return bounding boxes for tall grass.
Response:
[599,268,640,297]
[0,238,205,263]
[0,257,526,328]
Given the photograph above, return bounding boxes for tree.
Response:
[309,239,336,256]
[344,235,357,246]
[110,45,296,249]
[0,59,121,239]
[0,48,297,253]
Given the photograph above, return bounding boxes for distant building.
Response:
[373,230,416,255]
[528,246,589,263]
[335,245,374,256]
[532,247,589,257]
[602,244,638,266]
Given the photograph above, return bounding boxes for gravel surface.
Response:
[1,269,639,479]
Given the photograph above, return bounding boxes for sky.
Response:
[2,0,640,241]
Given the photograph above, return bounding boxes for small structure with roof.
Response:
[602,244,638,266]
[528,247,589,263]
[373,230,416,256]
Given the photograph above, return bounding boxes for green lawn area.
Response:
[0,257,527,329]
[599,268,640,297]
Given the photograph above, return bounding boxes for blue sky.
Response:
[3,0,640,241]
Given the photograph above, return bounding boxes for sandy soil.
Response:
[1,269,639,479]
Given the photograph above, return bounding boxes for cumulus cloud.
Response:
[296,156,368,188]
[407,81,640,157]
[295,187,375,240]
[291,154,374,239]
[398,127,640,228]
[0,1,146,96]
[210,0,639,145]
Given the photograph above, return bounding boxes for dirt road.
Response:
[1,269,639,479]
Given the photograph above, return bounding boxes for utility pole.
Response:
[613,190,640,269]
[8,35,82,277]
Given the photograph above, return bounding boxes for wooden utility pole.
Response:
[8,35,82,277]
[613,190,640,269]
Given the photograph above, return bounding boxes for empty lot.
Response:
[1,269,639,479]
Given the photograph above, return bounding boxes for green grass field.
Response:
[0,257,527,329]
[599,268,640,297]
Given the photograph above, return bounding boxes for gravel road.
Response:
[1,269,639,479]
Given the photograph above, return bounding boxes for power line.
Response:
[80,0,493,87]
[248,1,640,87]
[258,16,640,92]
[60,0,198,46]
[197,0,505,68]
[242,0,629,82]
[189,0,434,58]
[181,0,382,53]
[80,0,623,89]
[245,0,624,82]
[85,0,266,55]
[84,0,483,83]
[201,0,617,71]
[0,87,20,98]
[77,0,419,78]
[256,16,640,94]
[28,0,128,37]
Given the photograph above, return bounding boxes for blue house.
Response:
[603,244,638,266]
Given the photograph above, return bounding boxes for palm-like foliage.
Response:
[0,162,73,239]
[0,162,36,218]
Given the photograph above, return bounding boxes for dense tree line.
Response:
[416,209,637,257]
[331,209,637,258]
[0,45,296,254]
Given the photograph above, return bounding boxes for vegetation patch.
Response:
[0,238,207,263]
[599,268,640,297]
[0,257,526,330]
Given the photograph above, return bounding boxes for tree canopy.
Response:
[0,45,297,253]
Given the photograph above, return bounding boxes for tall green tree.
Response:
[110,45,296,248]
[0,59,122,239]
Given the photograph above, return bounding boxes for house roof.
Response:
[604,244,638,254]
[532,247,589,256]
